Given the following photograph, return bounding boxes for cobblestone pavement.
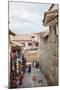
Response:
[19,66,48,88]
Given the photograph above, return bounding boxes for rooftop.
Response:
[43,4,58,26]
[11,33,38,41]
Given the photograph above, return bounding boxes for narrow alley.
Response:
[9,2,58,88]
[19,65,48,88]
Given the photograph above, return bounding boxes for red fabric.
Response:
[10,52,17,60]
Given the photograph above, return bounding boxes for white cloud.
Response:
[9,2,50,34]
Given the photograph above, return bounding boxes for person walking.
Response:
[28,64,31,73]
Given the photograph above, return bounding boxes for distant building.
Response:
[11,33,39,63]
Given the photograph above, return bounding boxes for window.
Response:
[33,48,38,50]
[28,43,32,46]
[22,43,25,47]
[53,25,56,35]
[56,24,58,36]
[36,42,39,47]
[31,36,35,38]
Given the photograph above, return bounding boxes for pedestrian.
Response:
[28,64,31,73]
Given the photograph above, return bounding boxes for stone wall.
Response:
[38,25,58,85]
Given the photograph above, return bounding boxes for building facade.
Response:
[11,33,39,63]
[38,4,59,85]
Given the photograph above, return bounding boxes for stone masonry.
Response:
[38,4,58,86]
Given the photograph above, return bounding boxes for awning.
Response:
[9,30,16,36]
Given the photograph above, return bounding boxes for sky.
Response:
[9,2,51,34]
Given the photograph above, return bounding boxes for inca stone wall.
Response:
[38,25,58,85]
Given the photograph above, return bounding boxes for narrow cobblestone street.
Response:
[19,65,48,88]
[9,2,58,88]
